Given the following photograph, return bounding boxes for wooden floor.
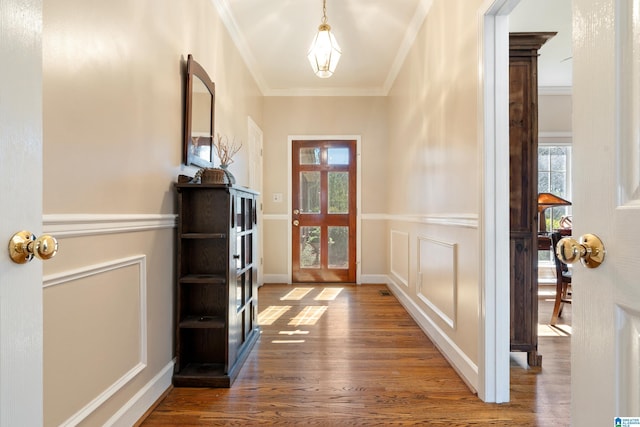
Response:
[141,284,570,426]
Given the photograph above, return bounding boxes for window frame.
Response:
[538,134,573,265]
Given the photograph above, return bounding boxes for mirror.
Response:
[183,54,215,168]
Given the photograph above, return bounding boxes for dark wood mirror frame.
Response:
[183,54,215,168]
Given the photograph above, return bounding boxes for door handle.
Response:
[556,233,605,269]
[293,220,300,227]
[293,209,300,215]
[9,231,58,264]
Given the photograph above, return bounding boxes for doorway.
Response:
[480,0,572,404]
[291,139,357,283]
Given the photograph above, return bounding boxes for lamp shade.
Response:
[537,192,571,208]
[307,24,341,78]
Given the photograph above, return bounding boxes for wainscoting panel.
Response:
[390,230,409,287]
[43,256,147,427]
[417,237,457,329]
[616,304,640,417]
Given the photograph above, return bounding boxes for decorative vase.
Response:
[220,164,236,185]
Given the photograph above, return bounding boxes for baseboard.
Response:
[263,274,391,285]
[104,361,174,427]
[132,386,173,427]
[386,276,479,393]
[263,274,290,284]
[359,274,391,284]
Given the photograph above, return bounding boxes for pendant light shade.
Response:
[307,0,341,78]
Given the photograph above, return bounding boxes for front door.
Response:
[572,0,640,424]
[0,0,44,424]
[291,140,356,283]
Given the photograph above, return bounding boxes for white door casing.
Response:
[478,0,519,403]
[0,0,44,425]
[572,0,640,423]
[248,116,264,286]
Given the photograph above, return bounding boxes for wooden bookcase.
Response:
[173,183,259,387]
[508,32,555,367]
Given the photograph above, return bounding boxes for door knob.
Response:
[293,219,300,226]
[293,209,300,215]
[556,233,605,269]
[9,231,58,264]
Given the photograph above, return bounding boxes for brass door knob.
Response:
[556,233,605,269]
[9,231,58,264]
[293,219,300,226]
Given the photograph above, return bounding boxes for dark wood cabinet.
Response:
[509,32,555,367]
[173,183,259,387]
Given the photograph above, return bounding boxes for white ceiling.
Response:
[510,0,572,89]
[213,0,572,96]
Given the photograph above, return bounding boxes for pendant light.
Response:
[307,0,341,78]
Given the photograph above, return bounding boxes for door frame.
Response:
[477,0,521,403]
[287,135,362,284]
[248,116,264,286]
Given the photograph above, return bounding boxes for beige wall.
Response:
[38,0,575,421]
[539,93,573,132]
[42,0,261,424]
[262,96,390,279]
[262,97,389,214]
[384,0,484,387]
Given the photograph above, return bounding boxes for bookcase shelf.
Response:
[173,183,259,387]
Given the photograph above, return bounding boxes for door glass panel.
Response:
[300,147,321,165]
[300,226,321,268]
[327,147,349,165]
[300,172,320,213]
[328,226,348,269]
[328,172,349,214]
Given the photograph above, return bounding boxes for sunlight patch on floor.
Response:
[281,288,314,301]
[538,323,572,336]
[279,330,309,335]
[314,287,343,301]
[272,340,306,344]
[288,306,328,326]
[258,305,291,325]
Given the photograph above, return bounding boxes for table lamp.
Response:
[537,192,571,233]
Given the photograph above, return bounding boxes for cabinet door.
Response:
[228,191,257,369]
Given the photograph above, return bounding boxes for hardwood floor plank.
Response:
[141,284,570,426]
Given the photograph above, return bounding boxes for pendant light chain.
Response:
[322,0,328,25]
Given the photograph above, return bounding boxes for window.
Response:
[538,143,572,262]
[538,144,572,229]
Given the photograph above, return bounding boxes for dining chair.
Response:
[550,231,572,325]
